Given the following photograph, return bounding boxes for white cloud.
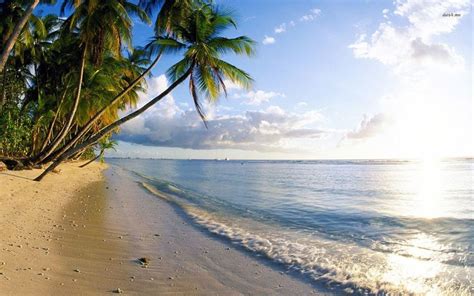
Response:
[262,35,276,45]
[238,90,285,106]
[138,75,182,119]
[222,79,244,91]
[300,8,321,22]
[263,8,321,46]
[345,113,392,139]
[222,79,284,106]
[274,23,286,34]
[394,0,468,36]
[118,79,325,152]
[296,102,308,108]
[411,37,462,65]
[346,0,472,158]
[349,0,469,76]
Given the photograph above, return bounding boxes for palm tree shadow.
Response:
[0,172,34,181]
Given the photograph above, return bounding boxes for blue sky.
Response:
[39,0,473,159]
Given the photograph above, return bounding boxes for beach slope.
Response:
[0,162,319,295]
[0,162,106,294]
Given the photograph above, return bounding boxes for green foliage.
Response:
[79,147,96,160]
[0,101,32,157]
[159,3,255,124]
[1,0,254,171]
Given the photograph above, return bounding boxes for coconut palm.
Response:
[61,0,149,66]
[79,138,116,168]
[0,0,56,73]
[32,0,149,163]
[38,1,195,163]
[138,0,194,35]
[34,3,255,181]
[36,1,187,163]
[39,47,153,163]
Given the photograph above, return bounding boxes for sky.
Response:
[40,0,473,160]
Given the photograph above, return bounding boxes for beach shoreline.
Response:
[0,162,321,295]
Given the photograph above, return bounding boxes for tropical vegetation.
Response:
[0,0,255,181]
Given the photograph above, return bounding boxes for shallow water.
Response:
[108,158,473,295]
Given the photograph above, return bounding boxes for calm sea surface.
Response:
[108,158,473,295]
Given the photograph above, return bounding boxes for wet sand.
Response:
[1,162,323,295]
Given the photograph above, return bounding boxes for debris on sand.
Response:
[113,288,124,294]
[137,257,150,266]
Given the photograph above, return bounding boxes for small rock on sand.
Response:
[137,257,150,265]
[114,288,124,294]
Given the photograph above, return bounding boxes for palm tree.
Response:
[0,0,56,73]
[34,3,255,181]
[79,138,116,168]
[33,0,195,162]
[32,0,149,163]
[37,1,194,163]
[36,1,195,163]
[138,0,194,35]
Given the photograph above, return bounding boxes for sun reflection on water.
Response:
[381,229,473,295]
[392,157,451,219]
[380,158,470,295]
[383,251,443,295]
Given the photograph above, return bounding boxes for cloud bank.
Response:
[345,113,392,140]
[116,76,324,152]
[349,0,468,75]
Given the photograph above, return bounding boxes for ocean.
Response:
[108,158,473,295]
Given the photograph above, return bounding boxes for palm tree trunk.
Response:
[39,88,68,152]
[34,47,87,164]
[0,0,40,73]
[79,150,103,168]
[30,126,39,155]
[34,68,191,181]
[42,52,162,164]
[0,69,7,109]
[72,147,88,160]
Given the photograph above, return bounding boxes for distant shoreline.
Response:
[105,156,474,161]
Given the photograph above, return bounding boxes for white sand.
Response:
[0,162,324,295]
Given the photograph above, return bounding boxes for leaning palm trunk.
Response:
[0,68,7,109]
[42,52,163,164]
[79,150,103,168]
[39,88,68,152]
[33,47,87,164]
[0,0,40,73]
[34,68,191,181]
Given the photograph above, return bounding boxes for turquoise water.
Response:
[108,158,473,295]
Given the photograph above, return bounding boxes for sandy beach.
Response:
[0,162,320,295]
